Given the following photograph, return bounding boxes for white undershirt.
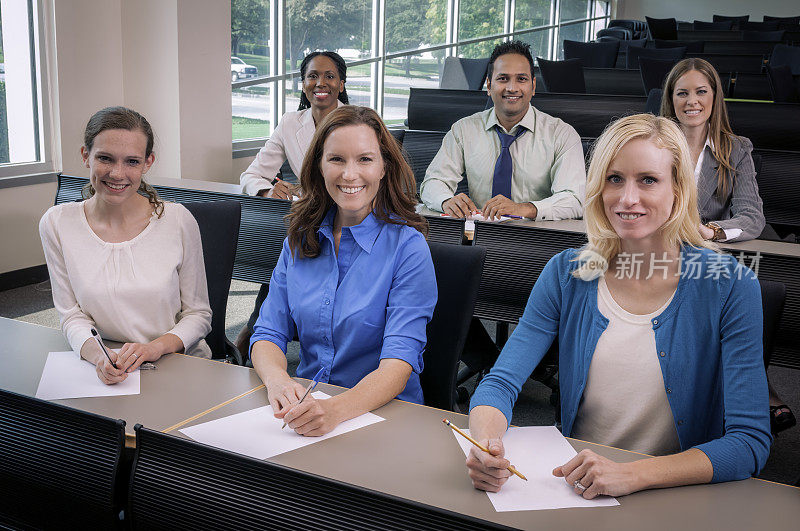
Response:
[39,201,212,358]
[571,276,681,456]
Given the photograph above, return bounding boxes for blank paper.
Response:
[180,391,384,459]
[453,425,620,512]
[35,350,140,400]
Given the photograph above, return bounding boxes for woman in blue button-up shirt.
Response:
[250,106,437,437]
[466,114,770,498]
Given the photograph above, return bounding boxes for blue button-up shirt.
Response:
[251,209,437,404]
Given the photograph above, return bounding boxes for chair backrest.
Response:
[646,16,678,40]
[645,88,664,114]
[596,27,631,41]
[182,200,241,360]
[760,279,786,367]
[767,64,800,102]
[461,57,491,90]
[754,148,800,229]
[744,21,780,31]
[639,56,679,93]
[694,20,734,31]
[407,87,489,131]
[537,57,586,93]
[128,426,500,529]
[627,45,686,69]
[713,14,749,29]
[564,39,620,68]
[743,30,785,42]
[0,389,125,528]
[402,129,448,188]
[421,243,485,410]
[771,44,800,75]
[654,39,705,53]
[582,67,645,95]
[764,15,800,25]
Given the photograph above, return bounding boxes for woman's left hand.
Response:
[117,342,160,373]
[282,394,342,437]
[552,449,643,499]
[698,223,715,240]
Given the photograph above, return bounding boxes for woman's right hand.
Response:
[465,438,512,492]
[265,372,307,418]
[81,337,127,385]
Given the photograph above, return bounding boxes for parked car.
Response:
[231,57,258,82]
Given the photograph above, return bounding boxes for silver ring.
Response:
[132,353,138,359]
[573,480,587,492]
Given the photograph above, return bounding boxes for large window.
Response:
[0,0,53,176]
[231,0,609,144]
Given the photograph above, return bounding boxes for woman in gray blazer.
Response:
[660,58,765,243]
[662,59,792,435]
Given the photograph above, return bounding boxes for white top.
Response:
[239,100,346,196]
[571,276,681,456]
[695,136,742,242]
[39,201,212,358]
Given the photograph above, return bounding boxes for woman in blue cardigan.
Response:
[466,114,771,498]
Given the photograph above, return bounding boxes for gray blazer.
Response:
[698,135,765,242]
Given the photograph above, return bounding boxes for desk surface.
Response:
[4,317,799,530]
[0,317,263,440]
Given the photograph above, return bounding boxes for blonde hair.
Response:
[573,114,714,279]
[660,58,736,199]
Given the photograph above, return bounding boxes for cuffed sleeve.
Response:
[379,233,437,374]
[420,127,466,211]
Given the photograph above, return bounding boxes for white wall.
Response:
[618,0,798,22]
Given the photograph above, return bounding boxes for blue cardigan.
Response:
[470,247,771,483]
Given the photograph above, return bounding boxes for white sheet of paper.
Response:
[180,391,384,459]
[35,350,140,400]
[453,426,619,512]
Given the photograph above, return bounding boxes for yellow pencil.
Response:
[443,418,527,481]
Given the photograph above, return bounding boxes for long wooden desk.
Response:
[3,317,799,529]
[0,317,262,444]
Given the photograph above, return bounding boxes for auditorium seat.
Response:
[771,44,800,75]
[713,14,749,29]
[694,20,734,31]
[564,40,620,68]
[646,16,678,40]
[537,57,586,93]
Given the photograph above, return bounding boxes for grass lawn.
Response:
[234,53,270,77]
[233,116,270,140]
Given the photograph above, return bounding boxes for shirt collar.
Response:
[485,104,536,135]
[317,207,382,254]
[704,136,714,152]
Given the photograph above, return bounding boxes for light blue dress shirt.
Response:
[251,209,437,404]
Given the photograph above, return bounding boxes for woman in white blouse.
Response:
[236,51,349,355]
[39,107,211,384]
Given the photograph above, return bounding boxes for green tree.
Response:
[231,0,268,56]
[385,0,430,75]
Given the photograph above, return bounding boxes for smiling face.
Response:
[320,124,385,227]
[601,138,676,248]
[81,128,154,207]
[302,55,344,113]
[487,53,535,126]
[671,69,714,130]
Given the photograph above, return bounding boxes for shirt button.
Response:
[660,351,666,357]
[324,299,330,305]
[666,388,672,394]
[677,420,684,426]
[653,319,658,325]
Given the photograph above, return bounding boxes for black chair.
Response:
[627,45,686,70]
[713,14,749,29]
[597,27,631,41]
[771,44,800,75]
[0,389,126,529]
[646,16,678,40]
[420,243,485,411]
[537,57,586,93]
[744,21,780,31]
[654,39,704,53]
[128,426,502,530]
[764,15,800,24]
[694,20,734,31]
[767,64,800,102]
[645,88,664,114]
[743,30,785,42]
[760,280,786,368]
[440,56,489,90]
[564,39,620,68]
[609,19,647,39]
[639,56,678,93]
[183,201,242,364]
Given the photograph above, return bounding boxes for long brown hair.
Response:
[81,106,164,217]
[287,106,427,259]
[660,58,736,199]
